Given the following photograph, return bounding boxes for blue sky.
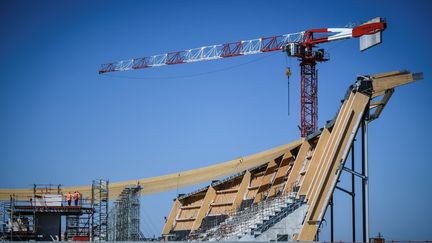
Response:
[1,0,431,240]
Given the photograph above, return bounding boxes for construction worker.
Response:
[73,191,79,206]
[66,192,72,206]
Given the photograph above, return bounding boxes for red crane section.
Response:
[99,18,386,137]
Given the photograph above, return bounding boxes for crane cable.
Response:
[284,55,291,116]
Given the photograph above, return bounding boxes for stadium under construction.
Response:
[0,70,424,241]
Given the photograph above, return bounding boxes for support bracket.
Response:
[343,167,367,180]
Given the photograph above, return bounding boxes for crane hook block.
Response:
[286,67,292,78]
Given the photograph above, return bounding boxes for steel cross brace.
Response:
[335,186,354,196]
[343,166,367,180]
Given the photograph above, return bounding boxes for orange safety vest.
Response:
[73,192,79,200]
[66,193,71,201]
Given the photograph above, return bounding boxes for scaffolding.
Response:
[108,185,142,241]
[0,184,94,241]
[0,200,11,241]
[65,211,92,241]
[91,179,109,241]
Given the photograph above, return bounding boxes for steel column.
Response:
[351,143,356,242]
[361,114,369,243]
[330,197,334,242]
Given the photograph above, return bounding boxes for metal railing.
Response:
[252,197,303,236]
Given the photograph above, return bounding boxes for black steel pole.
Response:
[361,114,369,243]
[352,143,356,242]
[362,118,366,243]
[330,197,334,242]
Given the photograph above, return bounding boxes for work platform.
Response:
[12,205,93,215]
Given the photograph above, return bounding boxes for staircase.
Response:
[252,198,303,237]
[253,200,304,238]
[195,194,304,241]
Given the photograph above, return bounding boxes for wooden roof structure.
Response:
[0,70,423,240]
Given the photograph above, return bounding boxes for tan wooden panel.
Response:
[207,175,244,215]
[267,153,293,198]
[298,128,331,199]
[245,167,267,200]
[172,192,207,232]
[207,204,231,216]
[283,140,310,194]
[213,191,236,204]
[162,199,181,235]
[232,171,251,210]
[254,159,278,203]
[173,221,194,231]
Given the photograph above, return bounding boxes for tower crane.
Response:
[99,17,386,137]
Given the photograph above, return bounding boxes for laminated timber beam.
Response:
[370,71,423,98]
[0,140,302,201]
[298,128,332,199]
[191,186,216,231]
[296,70,423,241]
[304,91,355,205]
[298,91,370,241]
[162,199,181,235]
[232,171,251,210]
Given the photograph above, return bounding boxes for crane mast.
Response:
[99,18,386,137]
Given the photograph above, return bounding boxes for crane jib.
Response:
[98,20,385,74]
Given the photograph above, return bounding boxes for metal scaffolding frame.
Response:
[0,201,9,240]
[91,179,109,241]
[108,185,142,241]
[65,212,92,241]
[0,184,94,241]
